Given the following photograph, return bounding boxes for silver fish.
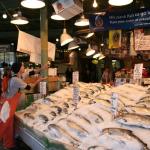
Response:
[136,100,150,108]
[88,111,104,124]
[75,113,91,125]
[139,96,150,101]
[24,113,35,120]
[116,113,150,129]
[47,124,80,145]
[38,114,48,123]
[67,119,89,134]
[125,106,150,116]
[102,128,148,150]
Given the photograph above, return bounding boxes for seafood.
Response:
[136,100,150,108]
[24,113,35,120]
[116,113,150,129]
[38,114,48,123]
[125,106,150,116]
[74,113,91,125]
[87,145,107,150]
[99,128,149,150]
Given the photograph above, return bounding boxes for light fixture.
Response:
[86,44,95,56]
[93,52,101,58]
[93,0,98,8]
[10,11,29,25]
[68,41,79,50]
[74,15,89,27]
[85,32,94,38]
[2,13,7,19]
[21,0,45,9]
[101,43,104,47]
[98,53,105,60]
[60,28,73,46]
[108,0,133,6]
[50,12,65,20]
[78,48,81,51]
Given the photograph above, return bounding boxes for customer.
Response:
[0,61,47,150]
[101,67,113,84]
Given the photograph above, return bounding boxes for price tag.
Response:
[73,86,80,104]
[133,63,143,80]
[40,82,47,95]
[72,71,79,85]
[111,92,119,117]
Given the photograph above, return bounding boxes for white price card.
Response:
[133,63,143,80]
[72,71,79,85]
[40,82,47,95]
[111,92,119,117]
[73,86,80,104]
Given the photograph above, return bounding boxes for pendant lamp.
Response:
[68,41,79,50]
[98,53,105,60]
[60,28,73,46]
[10,11,29,25]
[108,0,133,6]
[50,12,65,20]
[21,0,45,9]
[74,15,89,27]
[93,0,98,8]
[93,52,101,58]
[86,44,95,56]
[85,32,94,39]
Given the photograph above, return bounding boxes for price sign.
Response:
[133,63,143,80]
[40,82,47,95]
[72,71,79,85]
[111,92,119,117]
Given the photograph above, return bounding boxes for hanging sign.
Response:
[133,63,143,80]
[89,8,150,31]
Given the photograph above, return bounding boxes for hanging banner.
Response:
[89,8,150,31]
[109,30,121,49]
[17,31,56,63]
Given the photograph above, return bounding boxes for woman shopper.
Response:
[0,62,47,150]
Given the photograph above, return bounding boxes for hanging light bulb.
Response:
[93,52,101,58]
[21,0,45,9]
[10,11,29,25]
[2,13,7,19]
[93,0,98,8]
[108,0,133,6]
[50,12,65,20]
[86,44,95,56]
[74,15,89,27]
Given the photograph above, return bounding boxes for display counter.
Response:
[15,83,150,150]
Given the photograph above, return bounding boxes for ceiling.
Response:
[0,0,150,46]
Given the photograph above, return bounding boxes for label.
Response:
[73,86,80,104]
[40,82,47,95]
[72,71,79,85]
[133,63,143,80]
[111,92,119,117]
[143,78,150,85]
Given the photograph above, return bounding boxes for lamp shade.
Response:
[74,15,89,27]
[68,41,79,50]
[108,0,133,6]
[21,0,45,9]
[51,13,65,20]
[98,53,105,60]
[60,28,73,46]
[93,52,101,58]
[85,32,94,39]
[10,11,29,25]
[86,44,95,56]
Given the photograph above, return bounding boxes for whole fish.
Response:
[38,114,48,123]
[101,128,148,150]
[125,106,150,116]
[74,113,91,125]
[136,100,150,108]
[116,113,150,129]
[87,145,108,150]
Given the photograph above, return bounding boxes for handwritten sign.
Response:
[72,71,79,85]
[73,86,80,104]
[40,82,47,95]
[111,92,119,117]
[133,63,143,80]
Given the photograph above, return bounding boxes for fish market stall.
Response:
[15,83,150,150]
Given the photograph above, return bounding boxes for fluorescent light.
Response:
[51,13,65,20]
[93,0,98,8]
[60,28,73,46]
[10,11,29,25]
[108,0,133,6]
[85,32,94,38]
[86,44,95,56]
[21,0,45,9]
[68,41,79,50]
[74,15,89,27]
